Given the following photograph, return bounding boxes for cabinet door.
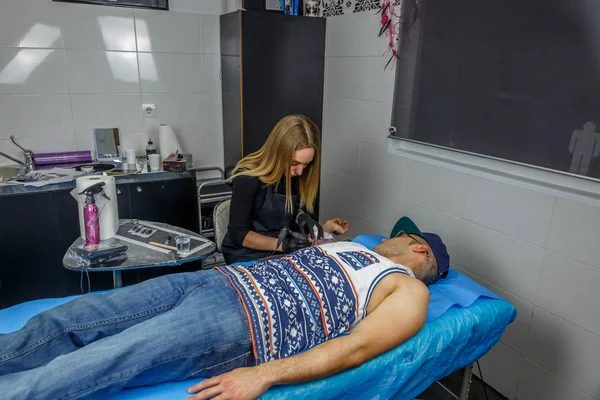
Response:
[0,193,67,307]
[130,178,199,233]
[116,183,134,219]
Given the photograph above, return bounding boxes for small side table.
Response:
[63,219,216,288]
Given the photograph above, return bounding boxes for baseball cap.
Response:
[390,216,450,283]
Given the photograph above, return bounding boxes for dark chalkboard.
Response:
[392,0,600,181]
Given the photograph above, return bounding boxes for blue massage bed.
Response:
[0,235,516,399]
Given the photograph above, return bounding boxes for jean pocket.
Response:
[191,351,253,377]
[235,296,253,341]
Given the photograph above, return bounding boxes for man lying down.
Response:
[0,217,449,400]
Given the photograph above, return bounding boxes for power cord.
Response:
[476,360,490,400]
[79,266,91,294]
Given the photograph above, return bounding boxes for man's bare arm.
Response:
[188,274,429,400]
[262,275,429,384]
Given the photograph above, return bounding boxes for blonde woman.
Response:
[222,114,349,264]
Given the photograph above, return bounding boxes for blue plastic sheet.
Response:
[0,235,516,399]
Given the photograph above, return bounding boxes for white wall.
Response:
[321,10,600,400]
[170,0,240,15]
[0,0,223,168]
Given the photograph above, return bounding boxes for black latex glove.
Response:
[281,231,310,253]
[295,211,324,240]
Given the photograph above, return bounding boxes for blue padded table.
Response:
[0,235,516,400]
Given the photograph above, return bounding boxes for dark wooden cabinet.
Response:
[130,178,199,233]
[221,10,326,168]
[0,173,201,308]
[0,192,67,306]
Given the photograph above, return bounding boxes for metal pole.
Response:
[458,363,473,400]
[113,271,123,288]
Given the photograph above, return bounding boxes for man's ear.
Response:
[411,244,429,254]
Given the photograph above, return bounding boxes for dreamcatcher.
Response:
[377,0,421,70]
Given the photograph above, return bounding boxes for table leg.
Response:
[113,271,123,288]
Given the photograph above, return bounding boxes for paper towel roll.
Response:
[159,124,182,161]
[74,175,119,241]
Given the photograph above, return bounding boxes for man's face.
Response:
[373,234,430,260]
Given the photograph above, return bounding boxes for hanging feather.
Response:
[377,0,422,70]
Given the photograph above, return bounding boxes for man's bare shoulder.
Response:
[366,273,428,315]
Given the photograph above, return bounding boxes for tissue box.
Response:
[162,153,193,172]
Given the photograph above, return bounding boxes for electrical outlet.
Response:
[142,104,156,117]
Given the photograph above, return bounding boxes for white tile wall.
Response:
[463,176,556,247]
[59,3,136,51]
[323,95,362,141]
[456,220,545,303]
[0,1,223,169]
[177,129,205,165]
[199,14,220,55]
[71,94,144,135]
[319,200,385,239]
[134,9,201,53]
[0,95,74,139]
[402,159,468,216]
[516,360,594,400]
[203,129,224,167]
[321,135,360,178]
[321,168,361,215]
[66,50,140,94]
[324,57,366,100]
[458,268,533,355]
[201,54,221,94]
[203,93,223,131]
[547,198,600,270]
[536,252,600,337]
[325,12,387,58]
[476,341,523,400]
[363,56,395,103]
[354,183,402,233]
[359,99,393,147]
[0,49,69,94]
[139,53,203,93]
[120,133,146,155]
[20,137,78,153]
[320,9,600,399]
[526,307,600,397]
[357,142,404,195]
[141,94,205,135]
[0,0,62,49]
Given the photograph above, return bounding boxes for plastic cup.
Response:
[175,235,191,256]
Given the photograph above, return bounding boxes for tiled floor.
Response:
[417,368,507,400]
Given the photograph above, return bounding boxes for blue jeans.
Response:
[0,269,253,400]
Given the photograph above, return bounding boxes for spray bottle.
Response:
[79,182,108,245]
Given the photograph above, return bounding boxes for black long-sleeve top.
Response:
[227,175,300,246]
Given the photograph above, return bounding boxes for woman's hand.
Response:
[323,218,350,235]
[296,211,324,240]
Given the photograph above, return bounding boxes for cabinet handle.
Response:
[116,189,121,195]
[136,186,142,193]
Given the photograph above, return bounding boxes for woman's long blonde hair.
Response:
[230,114,321,213]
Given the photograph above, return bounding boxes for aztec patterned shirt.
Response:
[216,241,414,364]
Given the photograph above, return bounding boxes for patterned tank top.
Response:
[216,241,414,364]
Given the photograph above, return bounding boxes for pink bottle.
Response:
[79,182,105,245]
[83,202,100,245]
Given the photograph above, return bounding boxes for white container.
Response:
[148,153,161,171]
[126,148,136,165]
[158,124,182,161]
